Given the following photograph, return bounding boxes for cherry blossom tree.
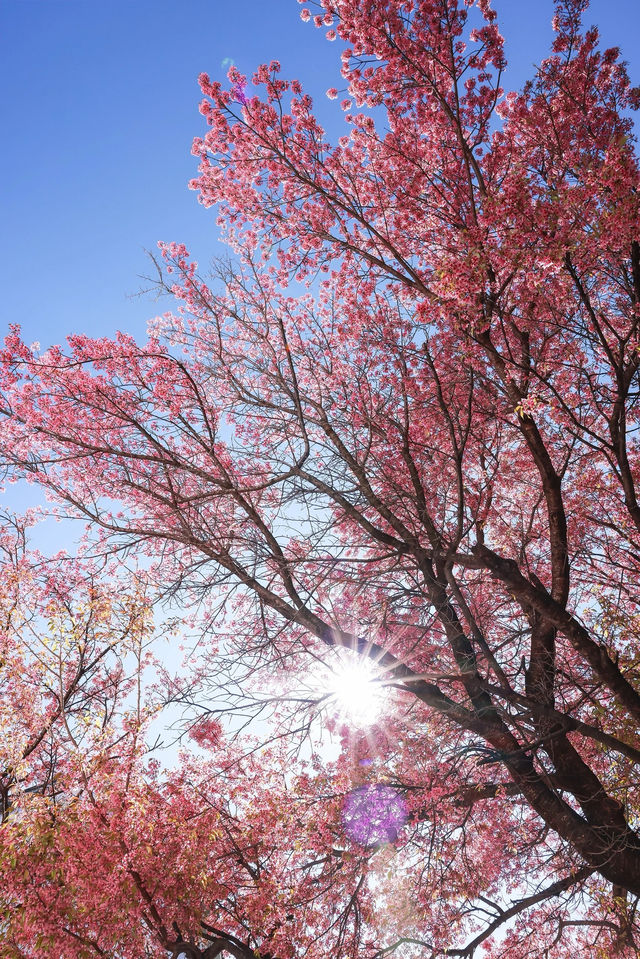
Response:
[2,0,640,954]
[0,516,154,825]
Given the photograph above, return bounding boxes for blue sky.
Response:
[1,0,639,353]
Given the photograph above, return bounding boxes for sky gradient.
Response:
[2,0,640,353]
[2,0,640,745]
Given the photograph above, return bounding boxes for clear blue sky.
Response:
[1,0,639,350]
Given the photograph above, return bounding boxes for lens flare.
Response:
[342,785,408,846]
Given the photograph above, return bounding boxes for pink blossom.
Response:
[231,81,248,106]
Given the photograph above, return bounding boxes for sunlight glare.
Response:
[325,653,385,727]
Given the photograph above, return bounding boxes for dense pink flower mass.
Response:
[2,0,640,956]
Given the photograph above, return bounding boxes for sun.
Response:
[323,650,386,727]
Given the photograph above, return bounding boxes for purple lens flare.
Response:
[342,785,407,846]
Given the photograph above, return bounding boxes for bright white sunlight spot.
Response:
[324,651,387,727]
